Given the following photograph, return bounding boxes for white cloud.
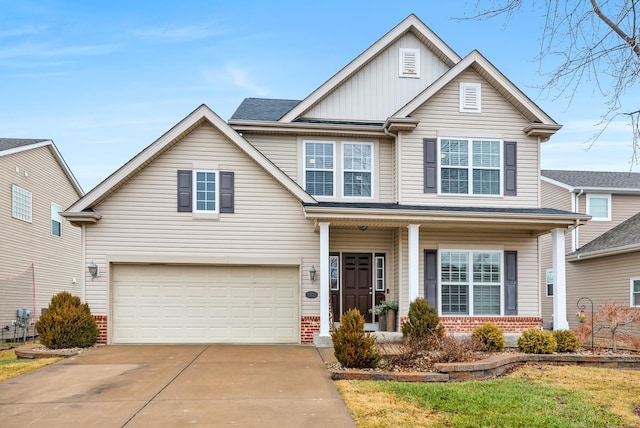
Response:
[200,65,270,96]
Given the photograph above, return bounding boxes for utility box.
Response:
[16,308,31,319]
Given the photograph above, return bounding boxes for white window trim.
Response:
[375,255,385,292]
[51,202,62,237]
[399,48,420,78]
[341,141,374,199]
[460,82,481,113]
[438,249,504,316]
[586,193,611,221]
[546,269,554,298]
[303,140,336,198]
[437,137,503,197]
[631,277,640,307]
[193,169,220,214]
[11,184,32,223]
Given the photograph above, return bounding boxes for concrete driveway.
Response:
[0,345,355,427]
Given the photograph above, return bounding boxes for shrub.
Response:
[35,291,99,349]
[401,298,445,344]
[517,329,557,354]
[331,309,380,368]
[431,335,480,363]
[472,323,505,352]
[553,330,581,352]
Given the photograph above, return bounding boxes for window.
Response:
[375,255,385,291]
[194,170,218,213]
[304,141,335,197]
[12,184,32,223]
[330,255,339,290]
[343,142,372,197]
[587,194,611,221]
[399,48,420,78]
[440,250,502,316]
[631,278,640,307]
[51,203,62,237]
[546,269,553,297]
[460,82,481,113]
[440,138,501,195]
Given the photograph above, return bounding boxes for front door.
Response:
[342,253,373,322]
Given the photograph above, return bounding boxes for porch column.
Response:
[319,222,331,338]
[552,228,569,330]
[407,224,420,302]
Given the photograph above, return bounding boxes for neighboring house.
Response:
[0,138,83,338]
[540,170,640,330]
[62,14,588,346]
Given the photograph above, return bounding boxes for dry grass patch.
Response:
[0,348,62,382]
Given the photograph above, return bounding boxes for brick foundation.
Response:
[400,316,542,334]
[93,315,107,345]
[301,316,320,344]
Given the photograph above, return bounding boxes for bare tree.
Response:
[461,0,640,165]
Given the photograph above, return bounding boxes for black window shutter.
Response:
[220,171,234,213]
[424,249,438,308]
[177,170,192,212]
[423,138,437,193]
[504,141,517,196]
[504,250,518,315]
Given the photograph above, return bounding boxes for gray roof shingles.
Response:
[230,98,300,121]
[0,138,48,152]
[572,212,640,256]
[541,169,640,189]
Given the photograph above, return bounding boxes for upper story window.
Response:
[586,194,611,221]
[440,138,501,195]
[51,203,62,237]
[343,142,372,197]
[194,170,218,213]
[304,141,335,197]
[399,48,420,78]
[12,184,32,223]
[631,278,640,307]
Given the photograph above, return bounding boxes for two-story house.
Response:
[1,138,83,337]
[540,170,640,331]
[62,15,587,346]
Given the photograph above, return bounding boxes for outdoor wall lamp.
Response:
[88,261,99,280]
[309,265,317,282]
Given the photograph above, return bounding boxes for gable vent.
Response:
[399,48,420,78]
[460,82,481,113]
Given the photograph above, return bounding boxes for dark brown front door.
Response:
[342,253,373,322]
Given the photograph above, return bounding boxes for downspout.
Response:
[383,126,400,204]
[573,189,584,251]
[81,224,86,303]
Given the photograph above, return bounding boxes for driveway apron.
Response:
[0,345,355,427]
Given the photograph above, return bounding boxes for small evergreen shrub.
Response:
[553,330,581,352]
[331,309,381,368]
[472,323,505,352]
[36,291,99,349]
[517,329,557,354]
[401,298,445,343]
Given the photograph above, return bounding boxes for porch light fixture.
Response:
[88,261,99,280]
[309,265,317,282]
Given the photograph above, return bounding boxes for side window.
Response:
[12,184,32,223]
[330,255,339,290]
[51,203,62,237]
[546,269,553,297]
[586,194,611,221]
[375,255,385,291]
[631,278,640,307]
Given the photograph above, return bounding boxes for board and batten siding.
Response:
[0,146,82,328]
[304,32,450,121]
[399,69,541,208]
[84,123,319,318]
[575,193,640,247]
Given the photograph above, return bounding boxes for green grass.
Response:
[0,347,62,382]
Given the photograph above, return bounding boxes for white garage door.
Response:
[112,264,299,344]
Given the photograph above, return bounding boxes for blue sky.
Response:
[1,1,637,192]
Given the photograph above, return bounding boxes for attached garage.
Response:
[111,264,300,344]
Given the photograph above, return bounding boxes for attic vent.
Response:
[460,82,481,113]
[399,48,420,78]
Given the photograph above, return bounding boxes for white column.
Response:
[319,222,330,337]
[552,228,569,330]
[407,224,420,302]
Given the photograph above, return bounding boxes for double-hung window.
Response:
[440,138,501,195]
[305,141,335,197]
[632,278,640,307]
[194,170,218,213]
[343,142,372,197]
[440,250,502,316]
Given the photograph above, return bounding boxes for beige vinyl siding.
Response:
[379,138,394,202]
[0,146,82,328]
[84,123,319,318]
[245,134,298,180]
[576,193,640,247]
[304,33,450,121]
[400,69,540,208]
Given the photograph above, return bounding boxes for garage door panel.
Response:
[112,265,299,344]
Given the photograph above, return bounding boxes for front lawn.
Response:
[0,347,62,382]
[336,364,640,427]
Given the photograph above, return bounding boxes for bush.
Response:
[401,298,445,344]
[517,329,557,354]
[331,309,381,368]
[472,323,505,352]
[35,291,99,349]
[431,335,480,363]
[553,330,581,352]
